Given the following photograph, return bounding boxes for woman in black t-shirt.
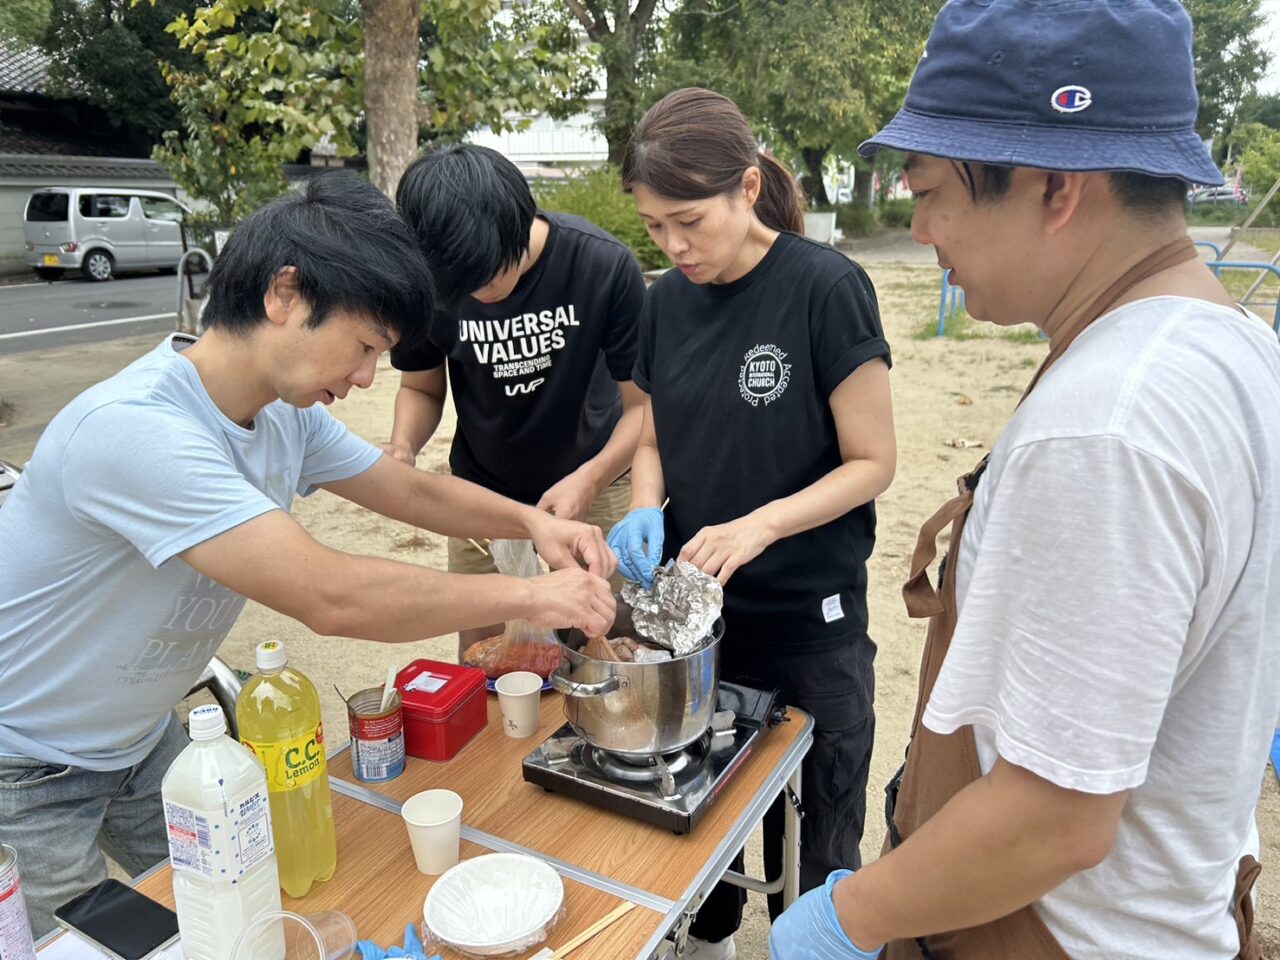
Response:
[606,88,896,957]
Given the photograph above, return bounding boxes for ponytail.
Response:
[624,87,806,234]
[755,151,806,234]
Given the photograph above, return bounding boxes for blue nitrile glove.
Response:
[606,507,665,589]
[356,923,439,960]
[768,870,884,959]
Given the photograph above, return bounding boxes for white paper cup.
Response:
[402,789,463,876]
[495,671,543,739]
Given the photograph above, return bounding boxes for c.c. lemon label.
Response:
[242,723,326,790]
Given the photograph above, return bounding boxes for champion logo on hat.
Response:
[1051,85,1092,113]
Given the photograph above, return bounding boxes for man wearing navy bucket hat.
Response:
[770,2,1280,959]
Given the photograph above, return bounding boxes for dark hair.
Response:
[396,144,536,308]
[622,87,805,235]
[202,172,433,342]
[954,162,1188,216]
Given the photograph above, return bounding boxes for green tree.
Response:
[159,0,593,203]
[658,0,939,205]
[0,0,52,45]
[1230,121,1280,196]
[1185,0,1270,152]
[40,0,201,154]
[1237,92,1280,131]
[561,0,662,166]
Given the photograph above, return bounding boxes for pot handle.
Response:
[549,671,629,698]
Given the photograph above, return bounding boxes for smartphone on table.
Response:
[53,878,179,960]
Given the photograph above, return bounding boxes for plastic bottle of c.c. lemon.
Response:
[236,640,338,898]
[162,704,284,960]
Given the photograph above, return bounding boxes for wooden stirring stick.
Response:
[530,902,636,959]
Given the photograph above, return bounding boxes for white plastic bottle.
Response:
[162,704,284,960]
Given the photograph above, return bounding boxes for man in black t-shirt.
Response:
[387,145,645,655]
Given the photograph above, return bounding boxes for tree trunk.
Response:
[362,0,420,197]
[801,146,830,205]
[601,46,637,166]
[853,164,874,208]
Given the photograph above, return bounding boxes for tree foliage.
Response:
[1231,121,1280,196]
[153,0,593,211]
[0,0,52,45]
[40,0,200,154]
[1184,0,1270,147]
[561,0,663,165]
[657,0,939,203]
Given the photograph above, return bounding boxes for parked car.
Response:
[23,187,191,282]
[1187,184,1248,208]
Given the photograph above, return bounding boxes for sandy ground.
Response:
[2,259,1278,957]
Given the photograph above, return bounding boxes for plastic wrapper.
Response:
[461,540,563,679]
[621,560,724,656]
[423,853,565,957]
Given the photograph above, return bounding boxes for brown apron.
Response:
[883,237,1262,960]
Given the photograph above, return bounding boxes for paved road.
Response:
[0,274,178,354]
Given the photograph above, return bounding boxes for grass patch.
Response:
[914,305,1044,344]
[1245,231,1280,257]
[0,398,11,427]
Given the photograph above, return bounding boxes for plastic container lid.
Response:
[188,704,227,741]
[256,640,287,671]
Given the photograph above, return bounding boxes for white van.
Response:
[23,187,192,282]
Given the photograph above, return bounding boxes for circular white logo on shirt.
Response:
[739,344,791,407]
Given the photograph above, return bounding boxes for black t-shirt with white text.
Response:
[393,212,645,503]
[635,232,890,653]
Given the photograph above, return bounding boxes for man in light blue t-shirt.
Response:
[0,173,617,936]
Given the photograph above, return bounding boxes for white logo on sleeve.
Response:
[739,344,792,407]
[822,594,844,623]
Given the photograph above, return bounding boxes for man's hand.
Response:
[525,510,617,579]
[522,568,616,638]
[536,469,600,522]
[378,441,417,466]
[679,513,775,585]
[770,871,884,960]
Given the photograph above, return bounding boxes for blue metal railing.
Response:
[1203,261,1280,332]
[935,258,1280,335]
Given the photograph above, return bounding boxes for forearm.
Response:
[834,764,1120,947]
[576,404,643,491]
[753,457,893,542]
[398,472,541,540]
[628,439,666,509]
[389,385,444,455]
[316,556,533,642]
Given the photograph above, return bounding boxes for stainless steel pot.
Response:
[550,618,723,757]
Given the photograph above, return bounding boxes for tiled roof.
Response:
[0,153,173,180]
[0,41,50,96]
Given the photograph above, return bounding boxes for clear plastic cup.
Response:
[230,909,358,960]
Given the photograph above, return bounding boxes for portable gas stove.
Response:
[522,681,785,834]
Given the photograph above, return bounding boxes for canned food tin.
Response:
[0,845,37,960]
[347,687,406,782]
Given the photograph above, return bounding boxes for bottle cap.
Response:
[256,640,287,671]
[188,704,227,741]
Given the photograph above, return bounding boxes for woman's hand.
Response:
[678,513,776,585]
[536,469,600,522]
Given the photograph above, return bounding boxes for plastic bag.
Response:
[461,540,563,679]
[423,853,565,957]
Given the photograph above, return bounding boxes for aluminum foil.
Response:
[622,560,723,657]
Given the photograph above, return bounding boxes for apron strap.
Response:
[1233,855,1262,960]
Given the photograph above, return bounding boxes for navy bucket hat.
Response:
[859,0,1224,186]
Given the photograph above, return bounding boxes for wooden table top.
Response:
[132,791,662,959]
[328,691,812,905]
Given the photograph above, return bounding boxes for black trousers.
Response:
[689,635,876,942]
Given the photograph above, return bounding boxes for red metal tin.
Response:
[395,660,488,762]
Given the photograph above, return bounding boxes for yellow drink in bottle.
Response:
[236,640,337,898]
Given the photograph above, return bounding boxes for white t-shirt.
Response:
[923,298,1280,959]
[0,335,381,770]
